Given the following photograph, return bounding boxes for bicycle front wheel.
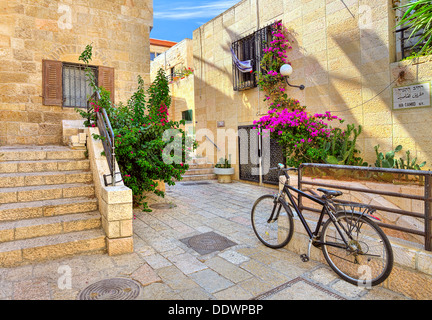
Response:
[321,212,393,287]
[251,195,294,249]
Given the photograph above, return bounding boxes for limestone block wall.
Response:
[0,0,153,146]
[151,39,196,136]
[191,0,432,178]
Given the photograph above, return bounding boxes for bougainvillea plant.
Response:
[253,108,345,167]
[77,45,197,211]
[256,21,305,111]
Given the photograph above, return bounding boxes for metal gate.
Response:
[238,125,285,185]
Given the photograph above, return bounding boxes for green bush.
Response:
[77,45,197,211]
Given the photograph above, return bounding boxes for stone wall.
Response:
[191,0,432,179]
[151,39,196,136]
[0,0,153,146]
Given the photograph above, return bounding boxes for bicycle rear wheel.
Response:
[321,212,393,287]
[251,195,294,249]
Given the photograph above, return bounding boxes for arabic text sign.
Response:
[393,83,431,110]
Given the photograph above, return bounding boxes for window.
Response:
[231,23,277,91]
[182,110,193,123]
[62,63,98,108]
[150,52,156,61]
[394,0,426,60]
[42,60,115,107]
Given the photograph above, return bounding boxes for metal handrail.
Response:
[205,135,221,151]
[87,90,118,187]
[297,163,432,251]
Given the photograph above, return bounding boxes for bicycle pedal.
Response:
[300,254,309,262]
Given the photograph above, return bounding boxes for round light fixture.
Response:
[280,64,293,77]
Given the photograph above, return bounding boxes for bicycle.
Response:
[251,164,393,287]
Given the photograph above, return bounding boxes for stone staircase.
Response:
[0,146,106,267]
[183,161,216,182]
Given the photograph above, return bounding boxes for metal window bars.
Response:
[232,22,278,91]
[395,26,426,60]
[63,63,98,108]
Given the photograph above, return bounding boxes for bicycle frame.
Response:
[276,176,352,250]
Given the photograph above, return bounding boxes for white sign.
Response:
[393,82,431,110]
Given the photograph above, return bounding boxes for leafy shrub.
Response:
[77,45,197,211]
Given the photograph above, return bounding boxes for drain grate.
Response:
[181,182,211,186]
[180,232,237,255]
[77,278,141,300]
[150,203,176,210]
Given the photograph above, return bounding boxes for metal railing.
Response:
[297,163,432,251]
[87,91,119,187]
[395,26,426,60]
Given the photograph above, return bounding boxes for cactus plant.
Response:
[396,150,426,170]
[325,124,365,165]
[374,145,402,168]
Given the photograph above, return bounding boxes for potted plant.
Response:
[214,156,235,183]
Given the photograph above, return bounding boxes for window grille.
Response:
[232,23,278,91]
[395,26,426,60]
[63,63,98,108]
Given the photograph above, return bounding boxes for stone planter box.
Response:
[214,167,235,183]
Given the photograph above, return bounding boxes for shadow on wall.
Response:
[190,19,431,170]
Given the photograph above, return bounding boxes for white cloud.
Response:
[154,0,239,20]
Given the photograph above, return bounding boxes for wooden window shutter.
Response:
[98,66,115,103]
[42,60,63,106]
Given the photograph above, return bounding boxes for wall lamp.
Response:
[280,64,305,90]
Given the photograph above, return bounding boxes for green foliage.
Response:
[396,0,432,57]
[76,45,197,211]
[255,21,306,111]
[325,124,367,166]
[375,144,426,171]
[215,156,232,169]
[374,145,402,168]
[396,149,427,170]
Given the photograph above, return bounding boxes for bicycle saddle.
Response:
[317,188,343,198]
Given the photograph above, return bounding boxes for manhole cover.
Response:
[77,278,141,300]
[181,232,237,255]
[150,203,176,209]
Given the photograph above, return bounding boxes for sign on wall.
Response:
[393,82,431,110]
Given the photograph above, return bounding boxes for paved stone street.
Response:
[0,181,410,300]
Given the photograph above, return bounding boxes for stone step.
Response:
[0,159,90,174]
[183,168,214,176]
[187,163,214,169]
[0,183,95,205]
[0,146,86,162]
[0,197,98,222]
[182,174,217,181]
[0,229,106,267]
[0,170,92,188]
[0,211,101,243]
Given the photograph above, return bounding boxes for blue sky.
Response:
[151,0,239,42]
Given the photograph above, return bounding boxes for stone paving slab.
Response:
[0,181,411,300]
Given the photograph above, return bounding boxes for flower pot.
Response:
[214,167,235,183]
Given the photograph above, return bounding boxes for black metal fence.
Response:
[297,163,432,251]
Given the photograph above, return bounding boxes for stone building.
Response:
[151,38,196,138]
[150,38,177,62]
[0,0,153,146]
[160,0,432,182]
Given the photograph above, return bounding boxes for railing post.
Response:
[425,175,432,251]
[298,164,303,210]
